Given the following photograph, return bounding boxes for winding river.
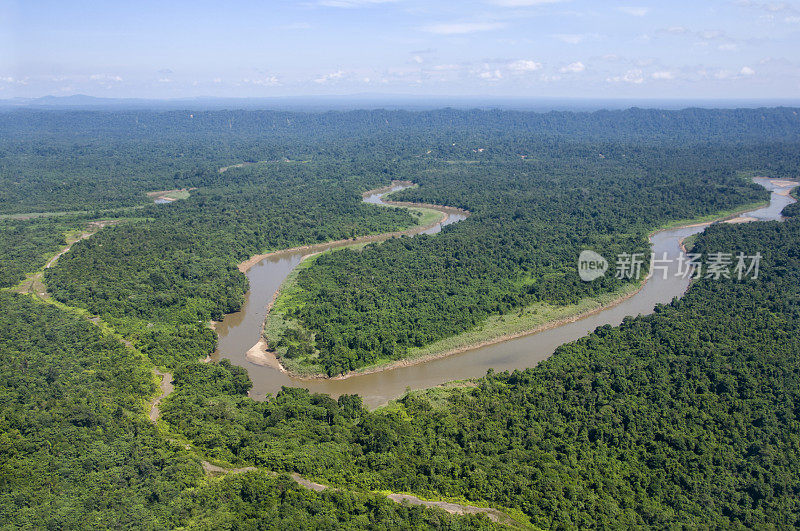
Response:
[213,178,797,408]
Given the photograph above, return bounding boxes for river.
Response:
[213,177,796,408]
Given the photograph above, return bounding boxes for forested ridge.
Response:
[162,217,800,529]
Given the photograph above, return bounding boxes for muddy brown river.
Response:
[213,178,796,408]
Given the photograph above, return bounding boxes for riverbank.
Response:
[253,183,783,380]
[650,198,770,232]
[241,182,469,375]
[236,188,452,272]
[253,278,646,380]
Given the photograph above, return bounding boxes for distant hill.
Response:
[3,94,800,112]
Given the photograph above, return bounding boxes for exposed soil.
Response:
[146,188,194,203]
[149,370,173,422]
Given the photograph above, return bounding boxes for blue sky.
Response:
[2,0,800,99]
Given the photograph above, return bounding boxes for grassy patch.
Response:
[263,254,326,376]
[398,281,643,363]
[650,199,769,231]
[406,206,445,227]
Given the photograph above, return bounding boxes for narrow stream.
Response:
[213,178,796,408]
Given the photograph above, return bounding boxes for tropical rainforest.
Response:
[1,107,799,528]
[0,218,68,287]
[0,291,497,528]
[162,215,800,529]
[20,108,799,371]
[274,145,772,374]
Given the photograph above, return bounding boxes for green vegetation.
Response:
[266,256,643,376]
[178,472,500,530]
[12,107,797,372]
[0,293,498,529]
[0,218,69,287]
[0,291,200,527]
[3,107,800,528]
[163,217,800,529]
[273,147,769,374]
[45,162,416,367]
[782,186,800,217]
[3,107,799,215]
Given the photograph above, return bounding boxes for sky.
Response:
[2,0,800,100]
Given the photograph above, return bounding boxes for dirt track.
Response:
[149,370,173,422]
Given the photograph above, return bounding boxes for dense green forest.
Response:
[176,465,499,530]
[3,108,800,528]
[0,292,496,529]
[28,108,800,371]
[269,145,772,374]
[0,218,68,287]
[162,217,800,528]
[782,186,800,217]
[0,291,198,527]
[44,162,415,366]
[2,107,799,214]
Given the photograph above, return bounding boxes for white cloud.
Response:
[90,73,123,82]
[244,75,280,86]
[508,59,542,71]
[718,43,738,51]
[479,69,503,80]
[412,55,424,64]
[314,70,346,83]
[559,61,585,73]
[607,69,644,84]
[432,64,461,71]
[213,77,222,84]
[157,78,172,83]
[618,6,649,16]
[651,71,674,80]
[736,0,800,18]
[422,22,506,34]
[740,66,756,76]
[698,30,724,40]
